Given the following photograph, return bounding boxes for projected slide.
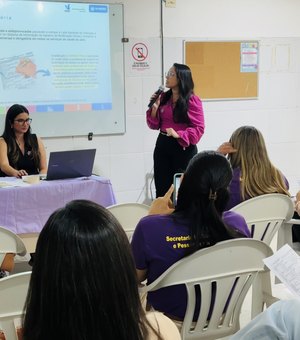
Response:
[0,1,112,113]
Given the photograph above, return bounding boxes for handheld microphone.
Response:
[148,85,165,108]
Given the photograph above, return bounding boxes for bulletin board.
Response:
[184,41,259,100]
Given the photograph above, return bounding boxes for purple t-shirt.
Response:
[226,167,290,210]
[131,211,250,319]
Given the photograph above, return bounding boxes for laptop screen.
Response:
[46,149,96,180]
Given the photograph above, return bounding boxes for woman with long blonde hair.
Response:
[218,126,289,210]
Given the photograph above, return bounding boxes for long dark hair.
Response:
[161,63,194,124]
[175,151,240,255]
[23,200,160,340]
[2,104,40,169]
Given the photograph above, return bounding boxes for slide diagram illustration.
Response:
[0,1,112,113]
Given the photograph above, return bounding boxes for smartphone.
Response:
[173,173,183,206]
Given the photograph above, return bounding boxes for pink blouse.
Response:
[146,93,205,148]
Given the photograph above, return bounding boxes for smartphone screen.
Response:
[173,173,183,206]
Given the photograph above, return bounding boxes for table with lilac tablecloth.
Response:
[0,175,116,235]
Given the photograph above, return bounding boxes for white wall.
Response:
[42,0,300,202]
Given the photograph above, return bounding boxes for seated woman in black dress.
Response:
[0,104,47,177]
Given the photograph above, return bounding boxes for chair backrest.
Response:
[140,239,273,340]
[0,227,27,269]
[230,194,294,245]
[0,271,31,340]
[106,203,150,239]
[0,226,27,256]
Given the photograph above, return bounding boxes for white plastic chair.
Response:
[106,203,150,240]
[140,239,273,340]
[230,194,294,316]
[274,219,300,301]
[17,233,39,254]
[277,218,300,252]
[0,271,31,340]
[0,226,27,256]
[0,226,27,271]
[230,193,294,245]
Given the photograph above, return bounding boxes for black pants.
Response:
[153,133,197,198]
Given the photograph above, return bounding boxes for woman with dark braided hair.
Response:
[147,63,205,197]
[0,104,47,177]
[131,151,250,321]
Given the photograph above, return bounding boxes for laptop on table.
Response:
[43,149,96,180]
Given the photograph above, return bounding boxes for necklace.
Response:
[15,138,22,147]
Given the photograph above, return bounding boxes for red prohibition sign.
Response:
[132,43,148,61]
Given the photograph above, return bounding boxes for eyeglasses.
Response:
[165,71,176,78]
[14,118,32,125]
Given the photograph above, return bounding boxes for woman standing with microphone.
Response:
[147,63,205,197]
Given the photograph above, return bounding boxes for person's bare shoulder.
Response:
[0,138,7,147]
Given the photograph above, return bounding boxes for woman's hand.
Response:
[152,95,161,110]
[217,142,237,155]
[148,184,175,215]
[150,93,161,117]
[15,169,28,178]
[166,127,179,139]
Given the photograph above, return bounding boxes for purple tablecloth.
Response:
[0,175,116,234]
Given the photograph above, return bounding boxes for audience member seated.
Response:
[230,299,300,339]
[131,151,250,321]
[0,104,47,178]
[22,200,180,340]
[217,125,290,210]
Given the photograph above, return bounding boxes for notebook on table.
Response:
[43,149,96,180]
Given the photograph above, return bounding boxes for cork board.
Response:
[185,41,259,100]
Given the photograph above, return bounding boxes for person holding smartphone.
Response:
[131,151,250,322]
[172,173,183,207]
[147,63,205,198]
